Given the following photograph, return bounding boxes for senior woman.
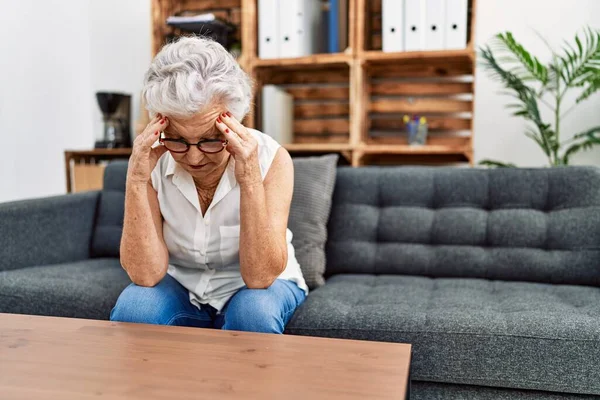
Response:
[110,36,307,333]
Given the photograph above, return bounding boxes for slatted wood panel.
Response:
[371,81,473,96]
[360,152,470,165]
[370,115,471,131]
[260,69,350,84]
[369,58,473,78]
[366,136,471,148]
[367,0,382,51]
[256,67,351,144]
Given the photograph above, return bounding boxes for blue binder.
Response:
[328,0,339,53]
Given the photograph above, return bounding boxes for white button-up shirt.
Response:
[151,129,308,312]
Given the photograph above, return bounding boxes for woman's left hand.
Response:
[216,112,261,186]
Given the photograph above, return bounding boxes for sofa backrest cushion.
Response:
[325,166,600,286]
[288,154,339,289]
[91,161,127,257]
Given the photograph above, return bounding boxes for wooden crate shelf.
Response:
[149,0,478,167]
[255,64,351,145]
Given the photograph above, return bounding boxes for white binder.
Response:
[279,0,322,58]
[424,0,445,50]
[382,0,404,53]
[279,0,307,58]
[445,0,468,49]
[262,85,294,144]
[258,0,279,59]
[404,0,425,51]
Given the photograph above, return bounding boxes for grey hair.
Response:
[142,36,253,120]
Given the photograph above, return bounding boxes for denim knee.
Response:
[223,289,284,334]
[110,282,174,325]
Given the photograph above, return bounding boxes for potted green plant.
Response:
[479,28,600,166]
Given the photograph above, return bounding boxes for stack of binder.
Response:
[382,0,468,53]
[258,0,325,59]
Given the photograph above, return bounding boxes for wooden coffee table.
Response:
[0,313,411,399]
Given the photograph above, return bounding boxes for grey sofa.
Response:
[1,161,600,400]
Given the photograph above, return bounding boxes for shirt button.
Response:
[204,220,209,226]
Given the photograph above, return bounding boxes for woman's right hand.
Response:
[127,115,169,185]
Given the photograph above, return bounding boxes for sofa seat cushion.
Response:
[286,275,600,396]
[0,258,130,320]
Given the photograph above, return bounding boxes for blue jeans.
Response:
[110,274,306,334]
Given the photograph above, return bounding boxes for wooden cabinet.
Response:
[64,149,132,193]
[72,164,106,192]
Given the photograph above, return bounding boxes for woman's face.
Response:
[162,107,230,179]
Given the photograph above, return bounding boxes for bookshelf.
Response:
[148,0,477,167]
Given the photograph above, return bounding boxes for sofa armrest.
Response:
[0,192,100,272]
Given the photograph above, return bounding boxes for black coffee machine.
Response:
[95,92,132,148]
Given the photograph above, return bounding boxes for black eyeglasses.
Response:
[159,135,228,154]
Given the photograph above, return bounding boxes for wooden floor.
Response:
[0,313,411,399]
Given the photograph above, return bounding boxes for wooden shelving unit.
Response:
[148,0,478,166]
[63,0,477,193]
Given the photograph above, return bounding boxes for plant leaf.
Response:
[479,44,559,156]
[560,126,600,164]
[490,32,548,84]
[561,138,599,164]
[479,160,518,168]
[567,126,600,141]
[525,129,551,156]
[577,76,600,103]
[576,35,583,55]
[559,27,600,87]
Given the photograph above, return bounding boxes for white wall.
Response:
[0,0,94,202]
[0,0,151,203]
[474,0,600,166]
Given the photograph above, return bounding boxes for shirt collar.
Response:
[165,153,238,215]
[211,156,237,209]
[164,152,178,177]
